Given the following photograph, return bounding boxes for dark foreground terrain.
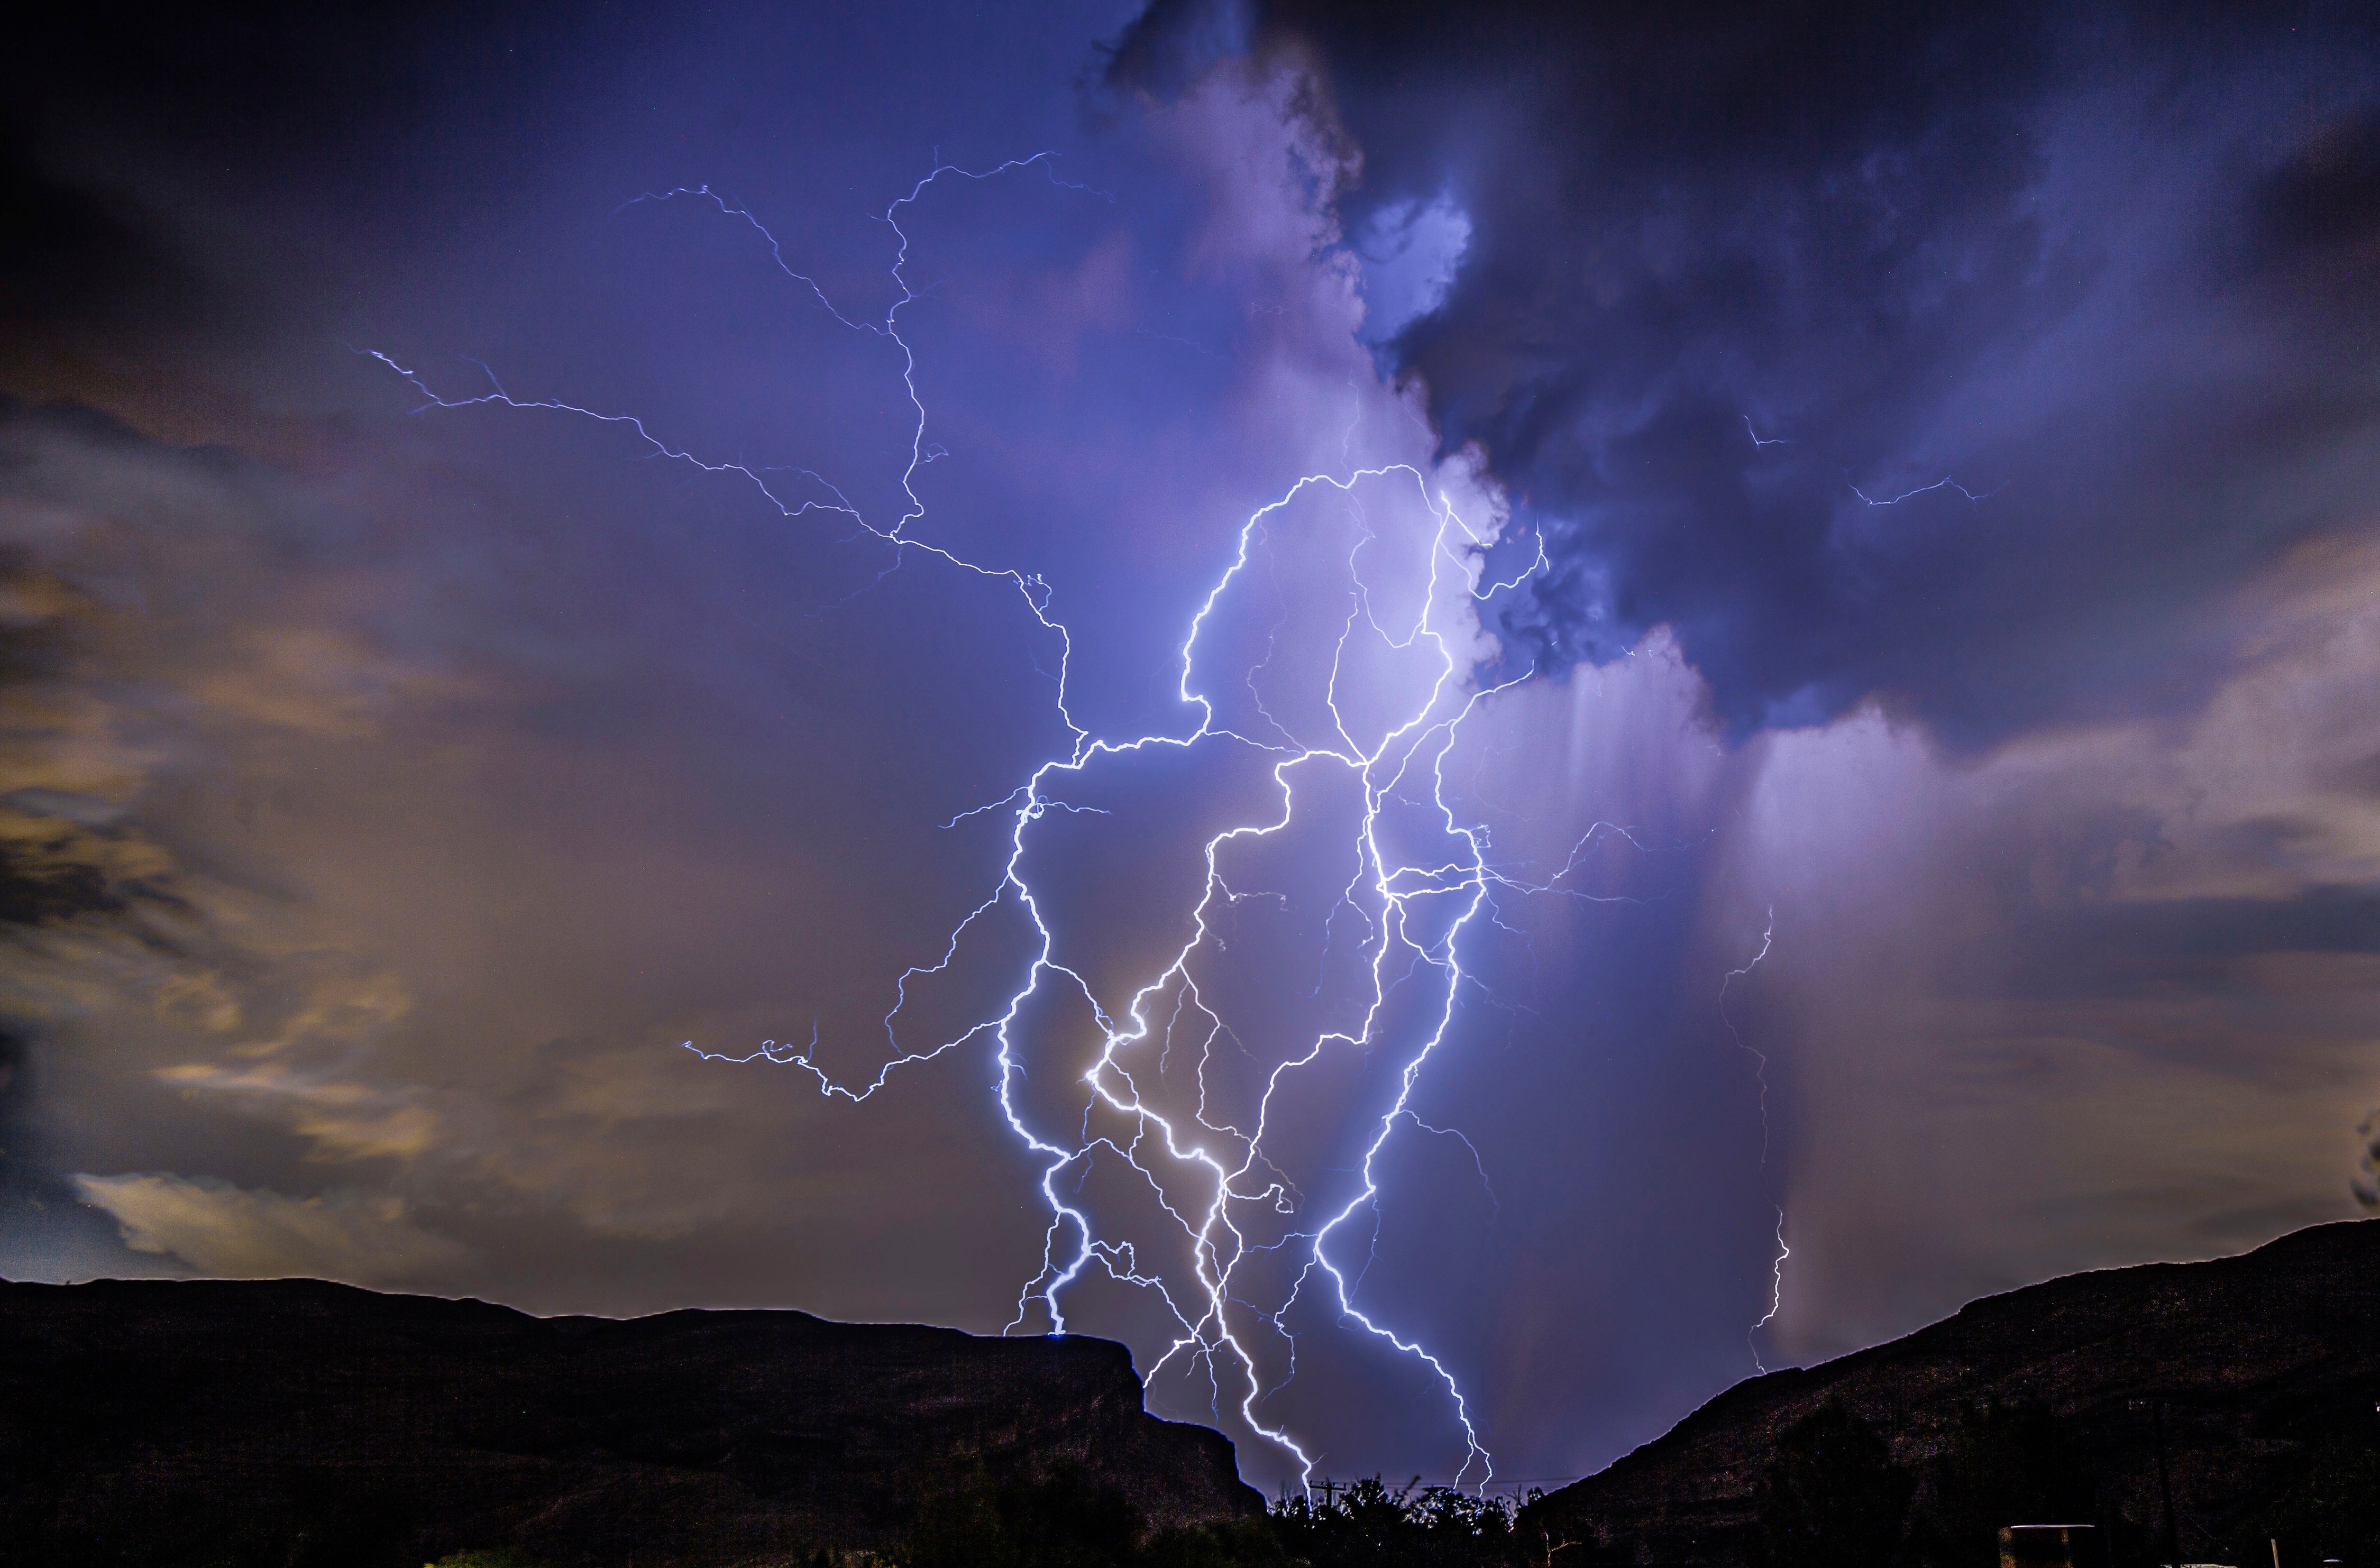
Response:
[0,1277,1259,1567]
[1523,1217,2380,1568]
[5,1219,2376,1568]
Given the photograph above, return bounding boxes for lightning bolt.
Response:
[1847,473,2001,506]
[1748,1212,1791,1375]
[374,155,1551,1490]
[1718,907,1787,1373]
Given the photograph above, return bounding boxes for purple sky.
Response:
[2,0,2375,1493]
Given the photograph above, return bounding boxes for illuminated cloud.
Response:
[1352,194,1469,346]
[70,1171,468,1282]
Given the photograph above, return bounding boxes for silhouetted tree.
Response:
[1268,1475,1529,1566]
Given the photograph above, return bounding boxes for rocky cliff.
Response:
[1521,1218,2379,1568]
[0,1277,1262,1567]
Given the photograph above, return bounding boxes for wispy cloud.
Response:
[70,1171,468,1282]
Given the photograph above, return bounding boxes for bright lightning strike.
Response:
[376,155,1552,1490]
[1750,1212,1791,1376]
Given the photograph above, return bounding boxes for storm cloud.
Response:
[0,0,2374,1495]
[1120,1,2380,745]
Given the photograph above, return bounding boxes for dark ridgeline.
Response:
[3,1220,2375,1568]
[1521,1218,2380,1568]
[0,1277,1261,1567]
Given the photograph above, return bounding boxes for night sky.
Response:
[3,0,2376,1494]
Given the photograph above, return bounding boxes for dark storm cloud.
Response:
[1115,1,2380,745]
[8,2,547,178]
[0,141,207,354]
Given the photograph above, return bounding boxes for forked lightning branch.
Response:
[376,157,1551,1489]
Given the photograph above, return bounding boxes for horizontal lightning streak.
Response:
[1847,473,2001,506]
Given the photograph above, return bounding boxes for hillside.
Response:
[1520,1218,2380,1568]
[0,1277,1262,1567]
